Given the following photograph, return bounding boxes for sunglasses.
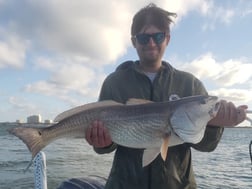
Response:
[134,32,166,45]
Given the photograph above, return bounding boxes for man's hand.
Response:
[85,120,113,148]
[208,100,248,127]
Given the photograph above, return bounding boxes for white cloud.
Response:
[9,96,36,111]
[180,53,222,79]
[0,0,219,68]
[242,9,252,17]
[164,0,212,16]
[180,53,252,87]
[0,0,226,71]
[0,0,133,66]
[215,60,252,87]
[179,53,252,109]
[157,0,237,31]
[25,57,106,105]
[209,88,252,103]
[0,30,28,69]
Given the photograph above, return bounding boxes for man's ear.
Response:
[131,37,136,48]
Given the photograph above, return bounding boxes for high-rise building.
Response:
[27,114,42,123]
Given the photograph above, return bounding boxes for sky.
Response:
[0,0,251,125]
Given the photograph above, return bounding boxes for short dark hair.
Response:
[131,3,177,36]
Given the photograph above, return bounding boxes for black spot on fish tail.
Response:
[8,127,47,159]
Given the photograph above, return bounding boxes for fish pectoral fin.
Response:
[160,135,170,161]
[126,98,153,105]
[142,136,170,167]
[142,148,160,167]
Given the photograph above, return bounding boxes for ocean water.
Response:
[0,123,251,189]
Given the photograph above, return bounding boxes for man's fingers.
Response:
[91,121,99,145]
[103,126,112,146]
[85,120,112,148]
[211,100,248,127]
[85,120,99,146]
[97,121,105,146]
[85,126,92,145]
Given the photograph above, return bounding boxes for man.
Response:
[85,3,247,189]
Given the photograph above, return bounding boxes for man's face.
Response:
[132,25,170,65]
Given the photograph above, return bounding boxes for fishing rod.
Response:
[250,140,252,171]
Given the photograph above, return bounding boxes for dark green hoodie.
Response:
[95,61,223,189]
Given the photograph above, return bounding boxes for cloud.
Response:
[25,57,106,105]
[180,53,252,87]
[179,53,252,108]
[209,88,252,103]
[162,0,236,30]
[242,9,252,17]
[164,0,211,16]
[0,0,226,71]
[0,0,133,66]
[0,0,219,68]
[0,30,28,69]
[215,60,252,87]
[8,96,36,111]
[180,53,222,79]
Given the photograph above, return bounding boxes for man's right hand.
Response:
[85,120,113,148]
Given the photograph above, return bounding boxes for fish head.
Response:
[184,95,220,119]
[170,95,220,144]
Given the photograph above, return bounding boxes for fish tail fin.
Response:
[8,127,47,159]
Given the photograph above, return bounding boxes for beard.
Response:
[139,47,162,64]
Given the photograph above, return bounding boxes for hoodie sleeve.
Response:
[191,126,224,152]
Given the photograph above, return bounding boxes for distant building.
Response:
[16,120,23,124]
[27,115,42,124]
[44,119,53,124]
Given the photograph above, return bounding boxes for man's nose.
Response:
[147,37,156,46]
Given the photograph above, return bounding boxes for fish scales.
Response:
[94,104,171,148]
[39,104,170,149]
[104,115,169,148]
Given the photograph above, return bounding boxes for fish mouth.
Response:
[203,95,218,104]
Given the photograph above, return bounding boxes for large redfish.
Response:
[8,95,219,166]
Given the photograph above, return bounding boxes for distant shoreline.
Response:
[0,122,52,127]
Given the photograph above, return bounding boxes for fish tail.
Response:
[8,127,47,159]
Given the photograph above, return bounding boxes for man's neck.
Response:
[139,61,162,73]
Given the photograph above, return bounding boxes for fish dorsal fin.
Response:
[126,98,153,105]
[54,100,123,122]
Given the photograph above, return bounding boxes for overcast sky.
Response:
[0,0,251,125]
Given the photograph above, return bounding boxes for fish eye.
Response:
[169,94,180,101]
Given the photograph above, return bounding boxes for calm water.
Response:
[0,123,251,189]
